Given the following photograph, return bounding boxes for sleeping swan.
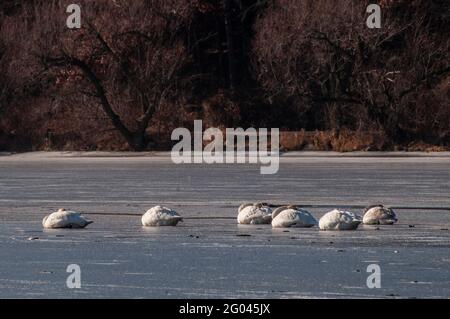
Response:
[237,203,272,225]
[271,205,317,228]
[141,206,183,226]
[319,209,362,231]
[363,204,398,225]
[42,208,93,229]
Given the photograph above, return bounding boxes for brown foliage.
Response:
[252,0,449,145]
[2,0,193,150]
[0,0,448,151]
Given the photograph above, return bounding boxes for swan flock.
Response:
[42,204,397,231]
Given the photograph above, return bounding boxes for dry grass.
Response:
[280,129,390,152]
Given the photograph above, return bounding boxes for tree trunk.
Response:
[65,57,150,151]
[222,0,238,90]
[129,132,148,151]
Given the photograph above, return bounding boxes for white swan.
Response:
[271,205,317,228]
[319,209,362,231]
[42,208,93,229]
[141,206,183,226]
[363,205,398,225]
[237,203,272,225]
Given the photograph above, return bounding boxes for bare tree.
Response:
[252,0,449,144]
[16,0,192,150]
[0,42,6,115]
[0,0,448,151]
[0,25,11,119]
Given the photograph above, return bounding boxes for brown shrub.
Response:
[252,0,450,146]
[0,0,448,151]
[1,0,193,151]
[201,91,241,128]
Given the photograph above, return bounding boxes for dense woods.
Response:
[0,0,449,151]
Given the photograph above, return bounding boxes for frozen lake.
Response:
[0,152,449,298]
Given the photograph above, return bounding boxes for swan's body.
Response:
[271,206,317,228]
[319,209,362,231]
[141,206,183,226]
[42,209,93,229]
[363,205,398,225]
[237,203,272,225]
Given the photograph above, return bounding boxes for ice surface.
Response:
[0,152,449,298]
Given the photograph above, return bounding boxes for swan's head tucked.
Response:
[364,205,397,222]
[363,204,384,214]
[238,203,253,213]
[58,208,67,212]
[272,206,288,219]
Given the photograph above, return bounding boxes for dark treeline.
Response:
[0,0,449,151]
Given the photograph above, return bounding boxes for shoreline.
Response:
[1,150,450,159]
